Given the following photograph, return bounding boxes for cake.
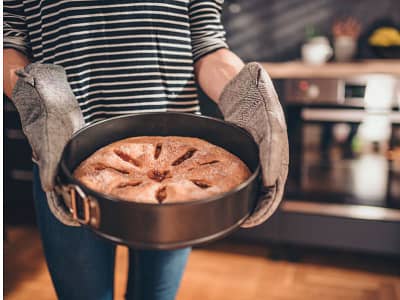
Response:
[73,136,251,203]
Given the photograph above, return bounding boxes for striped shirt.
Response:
[4,0,228,124]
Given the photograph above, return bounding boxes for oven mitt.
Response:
[218,62,289,228]
[11,63,85,226]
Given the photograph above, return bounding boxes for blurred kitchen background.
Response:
[4,0,400,299]
[222,0,400,61]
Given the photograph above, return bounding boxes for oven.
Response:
[286,75,400,214]
[236,75,400,256]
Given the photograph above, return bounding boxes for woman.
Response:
[4,1,288,299]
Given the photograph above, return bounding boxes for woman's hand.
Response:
[197,58,289,228]
[11,63,85,191]
[219,62,289,227]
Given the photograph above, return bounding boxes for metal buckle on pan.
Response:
[55,176,100,228]
[69,184,91,225]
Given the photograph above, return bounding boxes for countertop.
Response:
[260,60,400,79]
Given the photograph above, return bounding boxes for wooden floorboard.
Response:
[4,226,400,300]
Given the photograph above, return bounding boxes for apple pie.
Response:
[73,136,251,203]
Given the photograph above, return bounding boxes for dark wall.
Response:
[222,0,400,61]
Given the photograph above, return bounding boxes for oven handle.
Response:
[281,200,400,222]
[301,108,400,124]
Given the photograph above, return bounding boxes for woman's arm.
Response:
[3,0,31,98]
[188,0,244,102]
[3,49,30,98]
[190,1,288,229]
[194,48,244,102]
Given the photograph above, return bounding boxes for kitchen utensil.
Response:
[56,112,260,249]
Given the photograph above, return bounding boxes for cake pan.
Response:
[56,112,260,249]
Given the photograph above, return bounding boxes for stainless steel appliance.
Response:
[286,75,400,211]
[237,75,400,256]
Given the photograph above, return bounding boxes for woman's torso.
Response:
[23,0,199,123]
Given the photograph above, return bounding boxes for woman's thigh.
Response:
[126,247,191,300]
[33,164,116,300]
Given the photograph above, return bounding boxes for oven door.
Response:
[286,106,400,219]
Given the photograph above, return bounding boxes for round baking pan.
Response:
[57,112,260,249]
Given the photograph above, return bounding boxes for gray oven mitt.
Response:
[218,62,289,228]
[11,63,85,226]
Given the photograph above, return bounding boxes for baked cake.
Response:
[73,136,251,204]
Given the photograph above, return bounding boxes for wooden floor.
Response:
[4,226,400,300]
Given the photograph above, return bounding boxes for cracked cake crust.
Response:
[73,136,251,204]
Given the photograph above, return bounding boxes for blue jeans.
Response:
[32,164,190,300]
